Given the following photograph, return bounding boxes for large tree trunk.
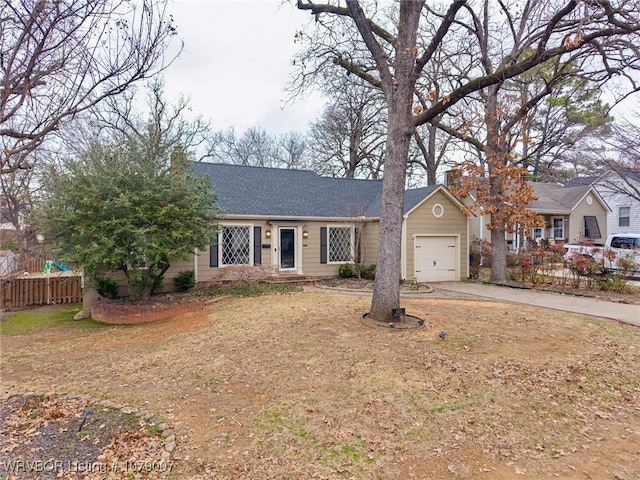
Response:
[369,103,413,322]
[490,226,509,283]
[488,170,511,284]
[485,85,511,284]
[343,0,422,322]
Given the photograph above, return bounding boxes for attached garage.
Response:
[413,235,459,282]
[402,188,470,283]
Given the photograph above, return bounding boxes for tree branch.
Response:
[415,0,466,73]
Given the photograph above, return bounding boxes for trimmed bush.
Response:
[94,277,118,298]
[360,264,376,280]
[174,270,196,291]
[338,263,354,278]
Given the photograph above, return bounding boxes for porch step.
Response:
[264,275,315,285]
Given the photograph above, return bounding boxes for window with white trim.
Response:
[328,226,353,263]
[220,225,251,265]
[619,206,630,227]
[552,217,564,240]
[532,227,543,239]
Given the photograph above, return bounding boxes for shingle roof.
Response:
[364,185,440,217]
[189,162,440,218]
[565,169,640,187]
[563,176,597,187]
[527,182,592,213]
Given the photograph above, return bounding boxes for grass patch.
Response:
[0,304,105,336]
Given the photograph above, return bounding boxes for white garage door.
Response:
[414,236,457,282]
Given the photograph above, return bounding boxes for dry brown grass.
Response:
[2,292,640,480]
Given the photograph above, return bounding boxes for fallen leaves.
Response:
[0,394,168,480]
[2,294,640,479]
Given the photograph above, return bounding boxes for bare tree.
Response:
[88,78,214,162]
[309,82,386,179]
[275,131,309,170]
[0,0,179,174]
[597,119,640,201]
[516,74,613,182]
[0,166,37,253]
[294,0,640,320]
[209,127,279,167]
[208,127,310,169]
[442,3,640,283]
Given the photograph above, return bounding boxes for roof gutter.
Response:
[221,214,381,222]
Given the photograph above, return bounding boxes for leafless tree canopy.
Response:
[208,127,309,169]
[308,81,386,179]
[0,0,180,174]
[91,78,213,162]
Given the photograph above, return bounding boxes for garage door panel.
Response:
[414,236,457,282]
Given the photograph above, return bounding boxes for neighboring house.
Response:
[565,171,640,236]
[467,181,609,249]
[168,162,472,285]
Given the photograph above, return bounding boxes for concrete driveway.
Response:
[434,282,639,327]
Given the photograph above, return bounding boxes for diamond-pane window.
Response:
[328,226,353,263]
[221,226,251,265]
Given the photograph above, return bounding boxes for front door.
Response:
[279,228,296,270]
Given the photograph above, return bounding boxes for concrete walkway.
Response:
[305,283,640,327]
[435,282,639,327]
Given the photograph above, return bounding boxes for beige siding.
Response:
[301,221,383,277]
[300,222,342,277]
[302,220,380,274]
[404,191,468,281]
[359,220,379,268]
[567,197,608,244]
[162,259,196,291]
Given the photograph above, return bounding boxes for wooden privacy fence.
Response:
[0,275,83,309]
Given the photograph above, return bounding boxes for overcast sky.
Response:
[160,1,639,138]
[162,0,325,135]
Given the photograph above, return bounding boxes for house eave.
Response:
[531,209,572,215]
[221,214,381,222]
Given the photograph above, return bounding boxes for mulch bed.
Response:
[0,394,170,480]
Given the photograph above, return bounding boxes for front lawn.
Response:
[1,292,639,479]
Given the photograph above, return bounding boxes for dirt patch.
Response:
[2,292,640,480]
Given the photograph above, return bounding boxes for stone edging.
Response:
[0,391,176,479]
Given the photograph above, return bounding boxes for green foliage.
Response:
[174,270,196,291]
[338,263,354,278]
[34,141,220,302]
[94,277,118,298]
[359,264,376,280]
